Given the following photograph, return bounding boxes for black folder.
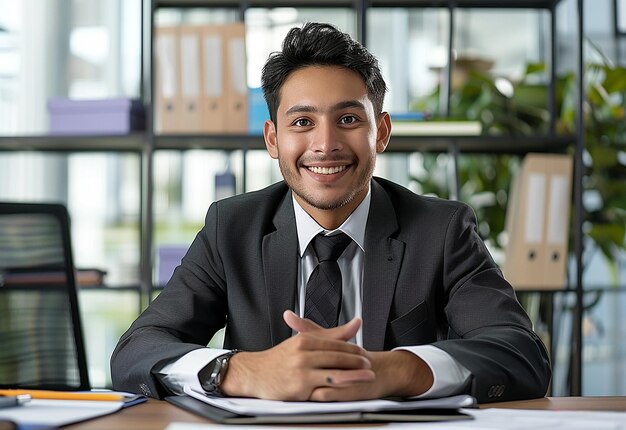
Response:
[166,394,475,424]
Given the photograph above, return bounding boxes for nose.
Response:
[310,119,342,154]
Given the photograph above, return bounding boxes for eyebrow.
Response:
[284,100,367,116]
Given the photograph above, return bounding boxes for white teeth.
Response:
[308,165,347,175]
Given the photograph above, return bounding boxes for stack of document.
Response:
[0,390,146,427]
[165,407,626,429]
[164,386,476,424]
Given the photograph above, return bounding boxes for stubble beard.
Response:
[278,154,376,211]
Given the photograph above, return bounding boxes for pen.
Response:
[0,390,125,402]
[0,395,31,409]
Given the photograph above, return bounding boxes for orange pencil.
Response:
[0,389,126,401]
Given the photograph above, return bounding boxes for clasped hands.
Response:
[220,310,433,401]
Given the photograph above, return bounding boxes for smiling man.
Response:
[266,65,385,231]
[111,22,551,404]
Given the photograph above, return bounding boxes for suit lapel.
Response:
[262,192,298,346]
[362,180,405,351]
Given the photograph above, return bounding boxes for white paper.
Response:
[0,399,123,426]
[459,408,626,429]
[183,385,475,415]
[166,423,363,430]
[166,423,349,430]
[164,407,626,430]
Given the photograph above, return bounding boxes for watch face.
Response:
[215,357,227,384]
[199,359,220,392]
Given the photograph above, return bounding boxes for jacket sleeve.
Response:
[432,204,551,403]
[110,203,227,399]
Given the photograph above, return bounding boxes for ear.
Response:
[264,120,278,159]
[375,112,391,154]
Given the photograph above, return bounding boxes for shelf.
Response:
[154,133,575,153]
[0,134,145,152]
[156,0,240,7]
[369,0,562,8]
[0,133,575,154]
[156,0,563,9]
[155,133,266,150]
[390,134,575,154]
[156,0,355,8]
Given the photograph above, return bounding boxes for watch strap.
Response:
[198,350,240,394]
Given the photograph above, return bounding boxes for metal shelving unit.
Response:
[143,0,584,397]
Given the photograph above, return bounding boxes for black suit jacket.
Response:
[111,178,550,403]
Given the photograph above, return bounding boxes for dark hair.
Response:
[261,22,387,124]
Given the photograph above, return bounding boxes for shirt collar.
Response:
[293,185,371,256]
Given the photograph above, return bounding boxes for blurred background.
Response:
[0,0,624,395]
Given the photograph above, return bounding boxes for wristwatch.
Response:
[199,350,240,394]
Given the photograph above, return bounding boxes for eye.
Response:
[293,118,312,127]
[339,115,359,125]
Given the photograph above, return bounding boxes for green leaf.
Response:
[602,67,626,93]
[587,223,626,257]
[524,63,546,77]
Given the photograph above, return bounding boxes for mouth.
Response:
[307,165,348,175]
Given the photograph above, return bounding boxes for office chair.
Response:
[0,202,90,390]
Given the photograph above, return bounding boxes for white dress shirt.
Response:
[158,186,471,397]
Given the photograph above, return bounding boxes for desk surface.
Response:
[65,397,626,430]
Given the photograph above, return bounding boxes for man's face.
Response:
[264,65,390,227]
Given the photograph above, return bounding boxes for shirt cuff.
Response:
[156,348,230,395]
[393,345,472,398]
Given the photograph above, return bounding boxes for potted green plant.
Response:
[410,54,626,283]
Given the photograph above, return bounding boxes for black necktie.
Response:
[304,232,352,329]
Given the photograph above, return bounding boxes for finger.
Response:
[283,310,321,332]
[310,386,365,402]
[295,334,368,357]
[299,350,371,370]
[315,368,375,388]
[283,310,362,342]
[333,318,361,341]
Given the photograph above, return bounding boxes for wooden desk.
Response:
[66,397,626,430]
[68,400,205,430]
[484,396,626,411]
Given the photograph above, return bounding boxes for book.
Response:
[391,120,482,136]
[389,111,428,121]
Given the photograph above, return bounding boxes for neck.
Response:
[295,187,368,230]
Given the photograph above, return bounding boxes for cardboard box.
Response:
[157,245,188,287]
[48,98,145,135]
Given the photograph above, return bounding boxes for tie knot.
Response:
[312,232,352,262]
